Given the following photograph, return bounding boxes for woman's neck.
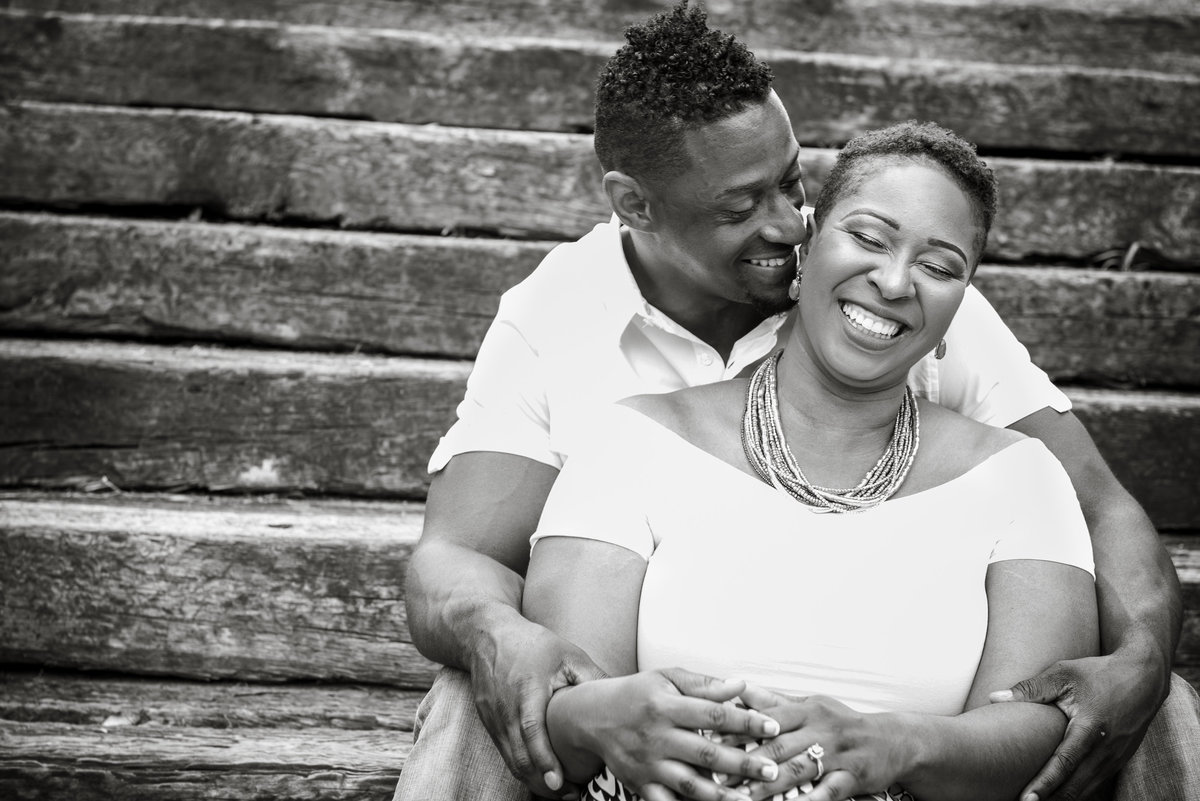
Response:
[771,346,911,489]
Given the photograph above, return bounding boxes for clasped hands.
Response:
[471,624,1159,801]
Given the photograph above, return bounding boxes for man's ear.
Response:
[603,171,654,231]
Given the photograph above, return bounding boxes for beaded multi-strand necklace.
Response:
[741,351,919,513]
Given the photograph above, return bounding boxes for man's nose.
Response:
[760,196,808,246]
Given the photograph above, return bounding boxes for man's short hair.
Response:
[593,1,774,185]
[814,121,999,264]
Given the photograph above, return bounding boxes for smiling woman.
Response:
[522,121,1102,801]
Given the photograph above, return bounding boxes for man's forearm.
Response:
[1010,409,1182,679]
[1086,489,1182,679]
[406,539,527,670]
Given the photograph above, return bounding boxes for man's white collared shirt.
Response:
[429,217,1069,472]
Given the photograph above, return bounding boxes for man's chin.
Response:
[750,294,797,318]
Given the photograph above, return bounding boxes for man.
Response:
[397,4,1191,800]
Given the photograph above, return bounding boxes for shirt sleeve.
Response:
[938,286,1072,428]
[989,440,1095,576]
[427,294,560,473]
[530,405,655,559]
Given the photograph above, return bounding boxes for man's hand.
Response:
[989,651,1167,801]
[468,615,608,797]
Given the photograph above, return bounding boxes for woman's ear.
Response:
[603,171,653,231]
[799,215,815,261]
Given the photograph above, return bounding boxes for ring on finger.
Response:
[803,743,825,782]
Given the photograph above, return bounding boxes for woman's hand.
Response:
[737,686,914,801]
[549,668,784,801]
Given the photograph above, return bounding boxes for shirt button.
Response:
[699,353,713,366]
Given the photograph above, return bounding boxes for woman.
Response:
[521,122,1099,801]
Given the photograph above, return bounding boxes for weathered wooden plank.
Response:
[0,339,468,496]
[4,12,1197,156]
[6,214,1197,385]
[0,211,546,359]
[0,669,423,729]
[0,493,439,685]
[1166,536,1200,681]
[3,0,1196,73]
[1,341,1197,526]
[1065,389,1200,532]
[2,103,1199,263]
[1,494,1197,683]
[972,266,1200,389]
[0,721,408,800]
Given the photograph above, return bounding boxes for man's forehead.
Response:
[682,137,801,201]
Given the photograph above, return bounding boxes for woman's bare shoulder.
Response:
[619,380,748,455]
[905,400,1028,492]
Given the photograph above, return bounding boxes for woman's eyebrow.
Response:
[841,209,898,228]
[842,209,969,263]
[928,237,968,264]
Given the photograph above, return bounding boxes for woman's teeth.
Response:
[841,302,902,339]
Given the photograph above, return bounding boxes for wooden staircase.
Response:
[2,1,1198,796]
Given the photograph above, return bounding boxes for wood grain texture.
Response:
[1,340,1198,527]
[1,493,1197,682]
[4,12,1197,155]
[0,211,546,359]
[5,213,1198,384]
[0,493,439,685]
[0,339,469,496]
[3,103,1199,263]
[1167,536,1200,678]
[971,266,1200,389]
[0,721,408,800]
[3,0,1196,73]
[1065,388,1200,532]
[0,669,423,729]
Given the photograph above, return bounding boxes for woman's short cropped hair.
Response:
[593,1,773,185]
[814,121,999,265]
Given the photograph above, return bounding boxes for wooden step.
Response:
[2,339,1199,527]
[3,103,1199,264]
[4,212,1198,385]
[4,0,1195,73]
[4,11,1197,156]
[0,339,468,498]
[0,670,417,796]
[0,211,545,360]
[971,266,1200,388]
[0,493,439,686]
[0,669,422,730]
[1,494,1197,686]
[0,721,409,800]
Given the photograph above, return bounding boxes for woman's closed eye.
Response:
[918,260,961,280]
[850,230,885,249]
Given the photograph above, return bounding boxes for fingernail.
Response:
[1022,794,1038,801]
[723,676,746,686]
[761,716,780,736]
[543,770,562,791]
[760,761,779,781]
[990,689,1013,702]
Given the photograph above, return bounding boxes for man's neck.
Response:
[621,228,766,362]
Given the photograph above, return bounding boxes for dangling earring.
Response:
[787,267,803,301]
[935,339,947,360]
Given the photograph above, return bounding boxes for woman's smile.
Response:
[840,301,905,340]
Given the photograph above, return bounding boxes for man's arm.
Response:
[406,451,608,796]
[999,407,1183,801]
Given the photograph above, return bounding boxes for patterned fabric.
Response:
[581,728,916,801]
[582,764,914,801]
